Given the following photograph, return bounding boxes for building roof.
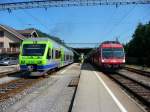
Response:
[0,24,25,40]
[0,24,38,40]
[16,29,38,37]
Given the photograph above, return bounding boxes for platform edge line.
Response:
[60,64,73,74]
[94,71,128,112]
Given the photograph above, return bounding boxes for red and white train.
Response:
[90,41,125,69]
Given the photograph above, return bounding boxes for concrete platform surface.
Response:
[0,65,19,75]
[72,64,145,112]
[6,63,80,112]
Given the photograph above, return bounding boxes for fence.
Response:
[0,48,20,54]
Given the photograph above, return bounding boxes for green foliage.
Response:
[125,22,150,65]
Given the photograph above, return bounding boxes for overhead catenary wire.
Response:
[4,0,149,55]
[8,0,33,27]
[7,0,78,55]
[118,5,150,41]
[9,0,51,31]
[23,10,79,55]
[0,0,150,11]
[102,6,118,39]
[11,12,28,27]
[106,5,136,40]
[85,5,135,58]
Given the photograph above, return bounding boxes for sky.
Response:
[0,0,150,48]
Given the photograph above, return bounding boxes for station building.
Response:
[0,24,38,58]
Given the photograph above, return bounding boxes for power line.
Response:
[8,0,32,27]
[23,10,50,30]
[118,6,150,41]
[102,6,118,38]
[0,0,150,11]
[106,5,136,40]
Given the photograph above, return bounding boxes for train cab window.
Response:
[23,44,46,56]
[102,48,124,58]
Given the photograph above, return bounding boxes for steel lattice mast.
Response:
[0,0,150,11]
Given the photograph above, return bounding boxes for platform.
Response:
[0,65,19,76]
[72,63,145,112]
[3,63,146,112]
[6,63,80,112]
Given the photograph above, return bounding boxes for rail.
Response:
[106,72,150,111]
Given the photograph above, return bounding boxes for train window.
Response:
[55,50,61,59]
[66,55,69,60]
[59,51,61,58]
[65,54,67,61]
[64,54,66,61]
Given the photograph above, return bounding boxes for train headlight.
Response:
[4,61,9,64]
[102,59,104,62]
[123,59,125,63]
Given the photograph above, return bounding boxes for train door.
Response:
[47,48,51,61]
[60,48,64,67]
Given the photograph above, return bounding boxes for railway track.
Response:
[0,65,70,103]
[0,70,20,78]
[0,72,43,102]
[124,66,150,77]
[108,72,150,111]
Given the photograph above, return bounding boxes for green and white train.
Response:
[19,38,74,76]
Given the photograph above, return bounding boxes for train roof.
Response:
[101,41,120,44]
[100,41,123,48]
[23,37,74,54]
[24,37,50,41]
[23,37,64,46]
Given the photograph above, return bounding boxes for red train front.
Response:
[92,41,125,69]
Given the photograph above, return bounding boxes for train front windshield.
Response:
[22,44,46,56]
[102,48,124,59]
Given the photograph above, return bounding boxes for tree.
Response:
[125,22,150,65]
